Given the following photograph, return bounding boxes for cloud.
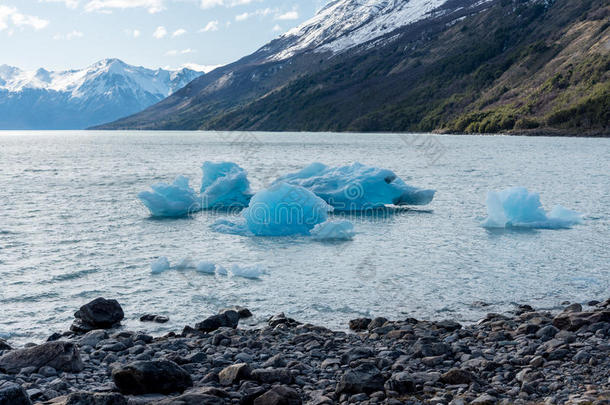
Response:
[153,25,167,39]
[0,5,49,32]
[84,0,164,14]
[235,12,248,21]
[200,20,219,32]
[272,24,281,32]
[53,30,84,40]
[39,0,79,9]
[275,10,298,20]
[172,28,186,37]
[180,63,223,73]
[165,48,196,56]
[200,0,256,9]
[124,28,140,38]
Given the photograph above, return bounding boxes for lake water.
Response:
[1,131,608,344]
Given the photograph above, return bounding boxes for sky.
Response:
[0,0,326,72]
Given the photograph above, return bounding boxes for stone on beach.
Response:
[0,341,83,374]
[72,298,124,332]
[0,382,32,405]
[111,360,192,395]
[194,310,239,333]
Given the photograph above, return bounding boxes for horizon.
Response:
[0,0,325,71]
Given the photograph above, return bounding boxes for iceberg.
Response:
[273,162,435,211]
[216,265,228,276]
[175,257,196,270]
[482,187,583,229]
[230,264,266,279]
[200,162,253,209]
[138,176,201,218]
[151,257,170,274]
[311,220,355,241]
[196,261,216,274]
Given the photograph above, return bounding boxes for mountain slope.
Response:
[97,0,609,135]
[0,59,203,129]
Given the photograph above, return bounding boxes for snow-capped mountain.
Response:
[0,59,203,129]
[263,0,456,61]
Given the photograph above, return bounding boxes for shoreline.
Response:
[1,298,609,405]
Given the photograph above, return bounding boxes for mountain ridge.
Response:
[96,0,609,135]
[0,59,203,130]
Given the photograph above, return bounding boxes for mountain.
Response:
[96,0,609,135]
[0,59,203,129]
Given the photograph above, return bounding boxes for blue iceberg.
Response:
[200,162,253,209]
[139,176,201,218]
[212,183,332,236]
[273,162,435,211]
[482,187,583,229]
[151,257,170,274]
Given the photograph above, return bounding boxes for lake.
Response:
[1,131,608,343]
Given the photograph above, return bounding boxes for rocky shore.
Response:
[1,298,608,405]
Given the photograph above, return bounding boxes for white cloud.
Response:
[53,30,84,40]
[172,28,186,37]
[0,5,49,32]
[153,25,167,39]
[39,0,79,9]
[84,0,164,14]
[275,11,298,20]
[272,24,281,32]
[235,12,249,21]
[235,7,275,22]
[200,20,219,32]
[165,48,196,56]
[200,0,255,9]
[181,63,223,73]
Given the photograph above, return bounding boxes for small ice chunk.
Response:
[216,265,228,276]
[151,257,170,274]
[230,264,265,279]
[139,175,201,217]
[210,217,249,235]
[201,162,253,209]
[196,261,216,274]
[482,187,583,229]
[273,162,435,211]
[175,257,195,270]
[311,220,355,241]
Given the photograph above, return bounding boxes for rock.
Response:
[218,363,252,386]
[368,317,388,330]
[195,311,239,332]
[111,360,193,395]
[587,300,600,306]
[384,372,416,394]
[221,306,252,319]
[564,303,583,313]
[154,387,227,405]
[471,393,497,405]
[140,314,170,323]
[536,325,559,339]
[440,369,473,385]
[349,318,372,331]
[436,320,462,331]
[0,341,83,374]
[340,347,375,364]
[0,339,11,351]
[74,297,124,329]
[78,330,109,347]
[64,392,128,405]
[253,386,301,405]
[268,313,299,328]
[252,368,293,384]
[552,309,610,331]
[336,363,385,394]
[38,365,57,377]
[262,354,286,368]
[410,338,450,358]
[0,383,32,405]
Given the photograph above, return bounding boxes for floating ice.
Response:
[230,264,266,279]
[175,257,196,270]
[216,265,228,276]
[151,257,170,274]
[196,261,216,274]
[273,162,435,211]
[200,162,253,209]
[139,176,201,218]
[482,187,583,229]
[311,220,355,241]
[243,183,332,236]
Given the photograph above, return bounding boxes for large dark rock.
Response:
[340,347,375,364]
[195,311,239,333]
[410,337,451,358]
[111,360,192,395]
[251,368,293,384]
[0,341,83,374]
[0,383,32,405]
[440,368,473,385]
[384,372,416,394]
[552,309,610,331]
[154,387,228,405]
[74,298,124,329]
[348,318,372,331]
[0,339,11,351]
[336,363,385,394]
[64,392,128,405]
[268,313,300,328]
[253,386,301,405]
[221,306,252,319]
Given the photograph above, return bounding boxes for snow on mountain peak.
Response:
[0,59,202,98]
[268,0,450,61]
